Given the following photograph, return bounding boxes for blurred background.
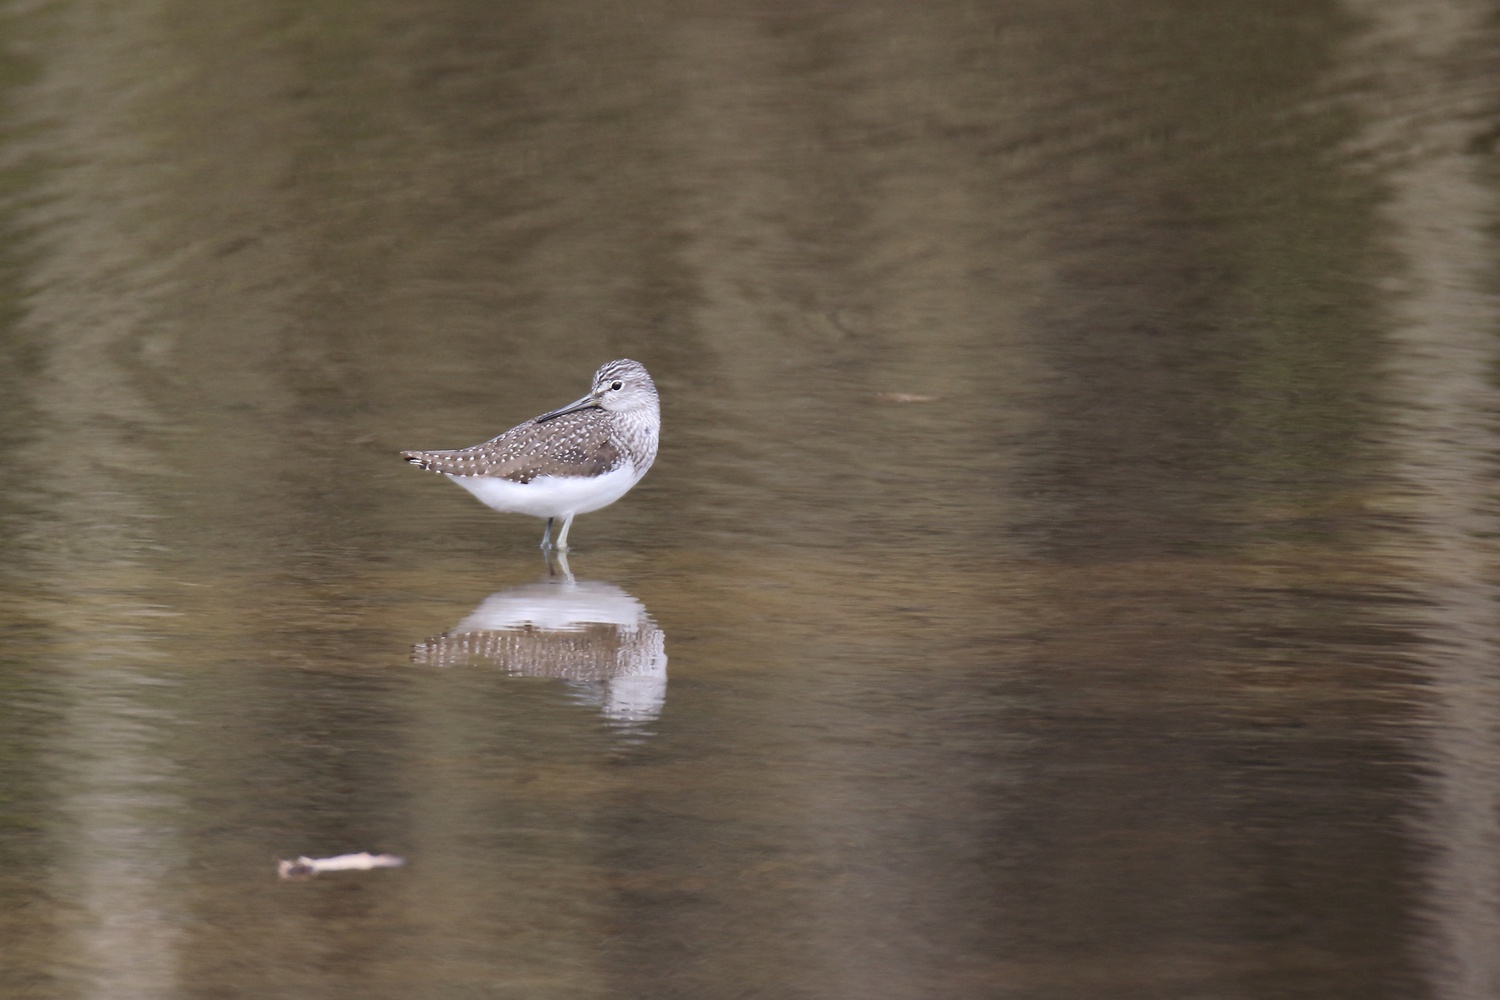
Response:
[1,0,1498,997]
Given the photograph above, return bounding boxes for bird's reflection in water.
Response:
[413,554,667,729]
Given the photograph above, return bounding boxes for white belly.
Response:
[447,463,642,519]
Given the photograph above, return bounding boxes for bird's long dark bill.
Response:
[534,394,601,423]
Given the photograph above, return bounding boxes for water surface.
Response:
[1,0,1499,998]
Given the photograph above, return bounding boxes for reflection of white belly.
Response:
[447,463,641,519]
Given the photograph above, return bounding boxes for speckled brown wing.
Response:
[402,410,622,483]
[412,622,643,677]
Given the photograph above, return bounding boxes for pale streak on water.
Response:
[1342,0,1500,994]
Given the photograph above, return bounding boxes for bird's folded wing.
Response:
[402,412,622,483]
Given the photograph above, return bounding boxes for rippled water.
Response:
[2,0,1499,997]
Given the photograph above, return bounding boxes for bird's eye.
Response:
[611,380,623,391]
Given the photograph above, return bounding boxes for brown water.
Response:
[1,0,1498,997]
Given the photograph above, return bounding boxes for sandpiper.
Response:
[402,359,659,551]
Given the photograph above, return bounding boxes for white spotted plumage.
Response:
[402,359,660,551]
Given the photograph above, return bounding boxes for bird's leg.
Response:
[554,513,576,552]
[540,517,555,550]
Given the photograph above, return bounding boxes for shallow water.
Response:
[2,0,1499,997]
